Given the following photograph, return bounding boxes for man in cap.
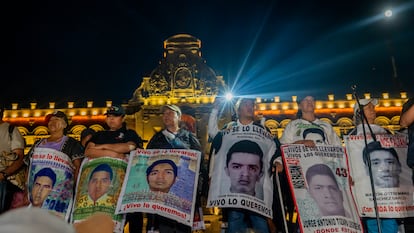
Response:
[84,104,144,233]
[349,98,389,135]
[145,104,201,233]
[146,105,200,150]
[85,105,143,159]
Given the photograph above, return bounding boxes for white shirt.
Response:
[280,118,342,146]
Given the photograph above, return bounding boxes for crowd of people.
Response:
[0,94,413,233]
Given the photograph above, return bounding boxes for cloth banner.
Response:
[72,157,127,233]
[28,147,75,221]
[116,149,201,227]
[206,124,276,218]
[344,134,414,218]
[281,144,363,233]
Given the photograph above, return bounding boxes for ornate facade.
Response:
[3,34,409,157]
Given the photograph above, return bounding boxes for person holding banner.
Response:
[145,104,201,233]
[208,97,279,233]
[348,98,399,233]
[279,95,342,232]
[81,104,143,233]
[25,110,83,217]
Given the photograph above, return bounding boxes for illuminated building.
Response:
[3,34,409,156]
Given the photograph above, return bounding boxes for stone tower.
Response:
[128,34,228,155]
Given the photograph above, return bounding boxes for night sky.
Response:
[6,0,414,108]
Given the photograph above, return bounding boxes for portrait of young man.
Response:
[87,163,113,205]
[306,163,349,217]
[363,141,402,188]
[146,159,178,193]
[225,140,264,197]
[31,167,57,207]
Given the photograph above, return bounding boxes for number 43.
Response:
[336,168,348,177]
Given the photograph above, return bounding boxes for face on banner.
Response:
[146,159,178,193]
[367,149,401,188]
[225,140,264,196]
[306,164,347,217]
[31,168,56,207]
[87,164,113,202]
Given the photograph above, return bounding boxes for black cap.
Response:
[45,111,69,126]
[105,105,125,116]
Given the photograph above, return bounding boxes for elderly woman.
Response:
[349,98,398,233]
[25,111,83,219]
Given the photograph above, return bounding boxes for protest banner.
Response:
[206,124,276,219]
[116,149,201,227]
[72,157,127,233]
[28,147,75,221]
[282,144,363,233]
[345,134,414,218]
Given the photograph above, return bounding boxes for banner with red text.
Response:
[345,134,414,218]
[116,149,201,227]
[28,147,75,221]
[206,124,276,219]
[72,157,127,233]
[281,144,363,233]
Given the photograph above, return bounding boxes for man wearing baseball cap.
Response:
[349,98,390,135]
[83,104,144,233]
[145,104,201,233]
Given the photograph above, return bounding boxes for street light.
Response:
[384,9,393,17]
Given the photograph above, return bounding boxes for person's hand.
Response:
[273,162,284,173]
[74,213,114,233]
[294,140,316,147]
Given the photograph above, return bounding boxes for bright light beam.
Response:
[384,9,393,17]
[225,92,233,101]
[230,1,275,93]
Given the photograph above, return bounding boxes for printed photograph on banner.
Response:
[72,157,127,233]
[345,134,414,218]
[116,149,201,227]
[28,147,75,221]
[282,144,363,233]
[206,124,276,219]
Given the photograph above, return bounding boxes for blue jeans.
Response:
[365,218,398,233]
[227,209,269,233]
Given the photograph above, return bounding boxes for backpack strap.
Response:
[8,124,15,141]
